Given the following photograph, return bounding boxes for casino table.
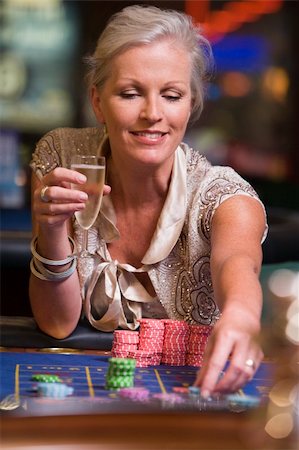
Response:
[1,348,297,450]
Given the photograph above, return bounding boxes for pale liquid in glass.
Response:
[71,164,105,229]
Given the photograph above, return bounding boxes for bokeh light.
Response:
[269,379,295,407]
[268,269,298,299]
[265,412,294,439]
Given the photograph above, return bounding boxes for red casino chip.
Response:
[112,343,138,352]
[173,386,189,394]
[139,329,164,335]
[186,354,204,367]
[189,324,213,335]
[111,351,130,358]
[113,330,140,344]
[138,318,165,329]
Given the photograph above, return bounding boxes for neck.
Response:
[107,156,173,208]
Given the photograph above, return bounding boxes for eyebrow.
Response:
[116,78,189,88]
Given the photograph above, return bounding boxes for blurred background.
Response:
[1,0,299,316]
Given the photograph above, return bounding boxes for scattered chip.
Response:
[173,386,189,394]
[227,394,260,407]
[36,382,73,399]
[188,386,201,395]
[32,374,62,383]
[118,387,150,401]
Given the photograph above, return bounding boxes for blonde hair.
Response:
[85,5,214,123]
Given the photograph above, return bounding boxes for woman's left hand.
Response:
[193,314,264,397]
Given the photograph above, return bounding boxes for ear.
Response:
[91,85,105,123]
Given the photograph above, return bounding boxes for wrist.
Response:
[36,224,73,262]
[219,306,262,333]
[30,235,77,282]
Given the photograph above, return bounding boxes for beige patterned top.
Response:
[30,127,267,332]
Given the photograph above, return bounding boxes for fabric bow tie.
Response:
[85,259,155,331]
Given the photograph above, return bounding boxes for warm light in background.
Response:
[265,268,299,441]
[262,67,290,102]
[220,72,252,97]
[265,412,294,439]
[185,0,284,42]
[269,380,296,407]
[268,269,298,299]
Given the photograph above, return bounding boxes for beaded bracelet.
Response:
[30,257,77,281]
[30,236,76,266]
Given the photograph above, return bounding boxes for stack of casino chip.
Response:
[136,318,165,366]
[186,324,212,366]
[105,357,136,390]
[161,319,190,366]
[111,330,139,358]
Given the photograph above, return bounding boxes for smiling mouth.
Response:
[131,131,167,139]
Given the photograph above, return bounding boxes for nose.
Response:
[140,95,162,123]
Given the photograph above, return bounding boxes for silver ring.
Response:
[40,185,50,203]
[245,359,255,370]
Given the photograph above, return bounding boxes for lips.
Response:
[131,131,167,141]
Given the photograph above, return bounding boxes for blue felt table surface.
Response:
[0,351,274,402]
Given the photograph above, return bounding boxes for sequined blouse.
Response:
[30,127,267,332]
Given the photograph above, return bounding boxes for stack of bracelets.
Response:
[30,236,77,281]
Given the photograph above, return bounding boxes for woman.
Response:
[30,5,267,397]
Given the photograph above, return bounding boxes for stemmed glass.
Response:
[71,155,106,257]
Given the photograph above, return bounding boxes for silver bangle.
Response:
[31,236,77,266]
[30,257,77,281]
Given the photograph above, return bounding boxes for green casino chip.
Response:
[107,367,135,377]
[105,357,136,390]
[108,358,136,368]
[32,374,62,383]
[105,376,134,390]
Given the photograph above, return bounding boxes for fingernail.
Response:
[79,193,88,201]
[77,174,86,182]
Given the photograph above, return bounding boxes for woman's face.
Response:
[92,39,193,169]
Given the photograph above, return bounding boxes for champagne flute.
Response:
[71,155,106,257]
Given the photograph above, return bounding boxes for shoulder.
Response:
[36,127,102,154]
[181,143,266,238]
[31,127,102,177]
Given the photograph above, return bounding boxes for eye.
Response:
[164,95,181,102]
[163,91,182,102]
[119,91,140,99]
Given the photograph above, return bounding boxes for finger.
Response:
[42,167,86,187]
[37,212,76,227]
[194,336,232,397]
[237,348,263,388]
[33,196,86,226]
[40,202,86,217]
[214,342,263,393]
[36,185,88,205]
[213,363,245,393]
[103,184,111,196]
[35,201,86,227]
[228,371,253,394]
[216,359,257,394]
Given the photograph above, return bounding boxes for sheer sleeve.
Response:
[197,166,268,243]
[30,129,62,180]
[30,127,104,180]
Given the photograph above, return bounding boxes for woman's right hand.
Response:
[33,167,111,229]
